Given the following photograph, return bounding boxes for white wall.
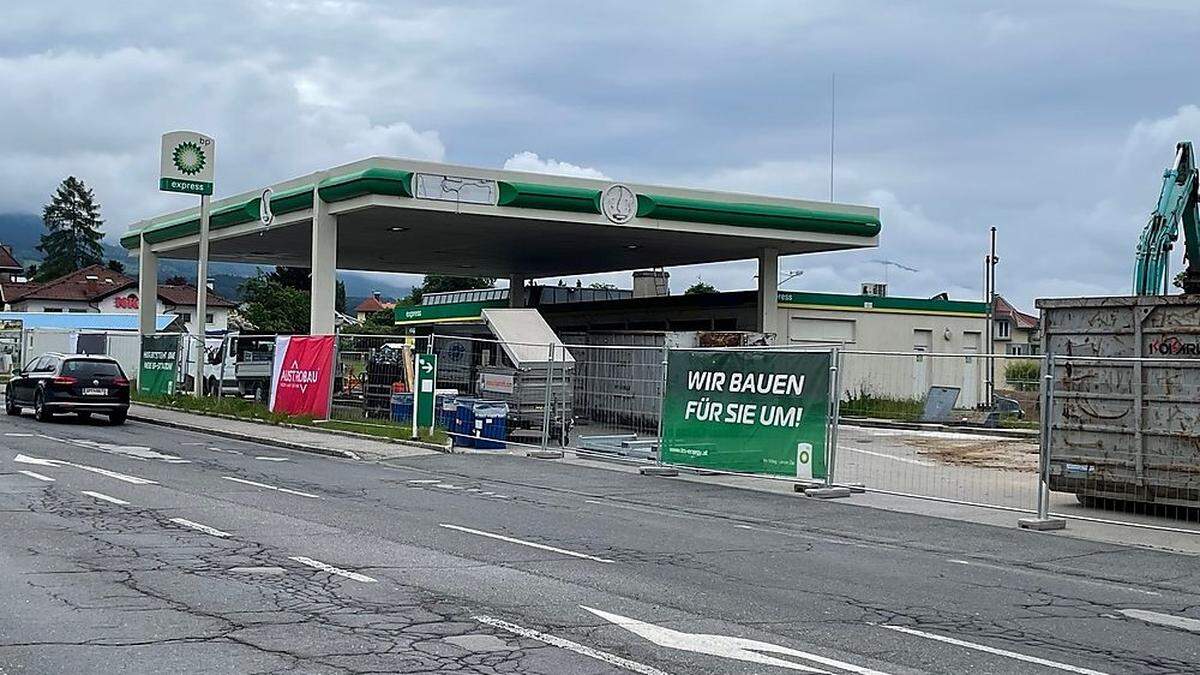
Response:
[781,305,990,408]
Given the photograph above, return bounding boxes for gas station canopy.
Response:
[122,157,881,278]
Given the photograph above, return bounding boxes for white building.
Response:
[0,264,235,334]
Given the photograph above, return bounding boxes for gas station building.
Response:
[122,157,883,340]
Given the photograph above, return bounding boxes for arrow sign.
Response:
[581,605,892,675]
[414,353,438,429]
[14,454,158,485]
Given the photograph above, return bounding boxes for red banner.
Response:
[269,335,335,418]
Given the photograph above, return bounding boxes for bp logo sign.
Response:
[160,131,215,195]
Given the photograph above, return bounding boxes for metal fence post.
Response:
[825,347,841,488]
[640,342,678,476]
[216,333,229,400]
[1019,352,1065,530]
[540,342,555,452]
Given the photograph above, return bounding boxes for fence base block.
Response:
[804,486,852,499]
[639,466,679,477]
[526,449,564,460]
[1018,517,1067,531]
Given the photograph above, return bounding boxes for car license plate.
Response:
[83,388,107,396]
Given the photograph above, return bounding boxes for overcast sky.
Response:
[3,1,1199,310]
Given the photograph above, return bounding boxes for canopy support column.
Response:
[757,247,779,341]
[138,238,158,336]
[310,187,338,335]
[509,274,527,308]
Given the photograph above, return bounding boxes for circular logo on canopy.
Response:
[172,141,207,176]
[600,184,637,224]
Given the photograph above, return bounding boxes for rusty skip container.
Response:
[1037,295,1200,506]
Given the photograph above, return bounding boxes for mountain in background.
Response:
[0,212,414,304]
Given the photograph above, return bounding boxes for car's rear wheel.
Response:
[5,390,18,416]
[33,391,52,422]
[108,409,127,425]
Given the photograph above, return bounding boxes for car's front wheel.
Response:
[33,391,52,422]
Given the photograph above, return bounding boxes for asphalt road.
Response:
[2,414,1199,674]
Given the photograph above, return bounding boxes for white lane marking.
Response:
[18,470,55,482]
[473,614,669,675]
[210,447,243,455]
[255,456,289,462]
[842,445,934,467]
[58,438,190,463]
[436,483,461,489]
[439,524,615,564]
[882,625,1110,675]
[81,490,129,505]
[288,556,376,583]
[222,476,320,499]
[583,605,889,675]
[14,453,156,485]
[407,479,441,484]
[947,558,1161,596]
[4,432,34,437]
[1118,609,1200,633]
[169,518,231,538]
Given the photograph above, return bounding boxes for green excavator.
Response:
[1134,141,1200,295]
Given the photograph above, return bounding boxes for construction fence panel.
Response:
[1047,354,1200,526]
[833,350,1043,512]
[329,334,431,430]
[427,334,569,450]
[562,339,664,461]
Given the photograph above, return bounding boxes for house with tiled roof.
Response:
[0,244,25,282]
[354,291,396,322]
[992,294,1039,356]
[0,263,236,334]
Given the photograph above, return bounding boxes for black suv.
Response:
[5,353,130,424]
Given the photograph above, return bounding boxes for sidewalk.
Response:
[128,403,436,462]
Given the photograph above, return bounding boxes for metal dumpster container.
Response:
[1038,294,1200,506]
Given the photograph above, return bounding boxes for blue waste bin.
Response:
[470,401,509,450]
[390,392,413,424]
[435,394,457,432]
[453,398,478,448]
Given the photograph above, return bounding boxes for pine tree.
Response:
[36,176,105,281]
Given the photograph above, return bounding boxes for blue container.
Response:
[471,401,509,450]
[390,393,413,424]
[435,394,458,432]
[453,398,478,448]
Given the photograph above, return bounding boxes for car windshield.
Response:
[62,360,123,378]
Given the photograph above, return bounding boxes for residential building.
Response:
[0,264,235,334]
[354,291,396,323]
[992,295,1039,356]
[0,244,23,282]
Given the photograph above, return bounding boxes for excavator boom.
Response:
[1134,141,1200,295]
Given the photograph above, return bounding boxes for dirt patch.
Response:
[902,436,1039,471]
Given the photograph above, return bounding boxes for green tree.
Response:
[266,266,347,314]
[238,274,311,334]
[406,274,495,304]
[162,274,189,286]
[36,176,105,281]
[106,259,125,274]
[684,280,718,295]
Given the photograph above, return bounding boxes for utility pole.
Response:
[985,227,999,408]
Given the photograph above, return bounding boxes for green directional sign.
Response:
[414,353,437,428]
[139,335,180,396]
[660,350,831,479]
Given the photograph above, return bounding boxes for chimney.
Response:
[85,275,99,293]
[632,270,670,298]
[206,277,214,291]
[372,290,382,300]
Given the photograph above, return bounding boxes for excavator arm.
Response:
[1134,141,1200,295]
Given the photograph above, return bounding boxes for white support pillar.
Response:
[310,184,338,335]
[138,237,158,336]
[756,247,779,341]
[509,274,527,308]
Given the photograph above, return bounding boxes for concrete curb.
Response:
[841,417,1038,440]
[129,402,452,456]
[127,413,361,460]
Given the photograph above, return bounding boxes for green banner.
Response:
[661,350,831,479]
[139,335,180,396]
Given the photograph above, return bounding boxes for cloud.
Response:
[502,151,609,180]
